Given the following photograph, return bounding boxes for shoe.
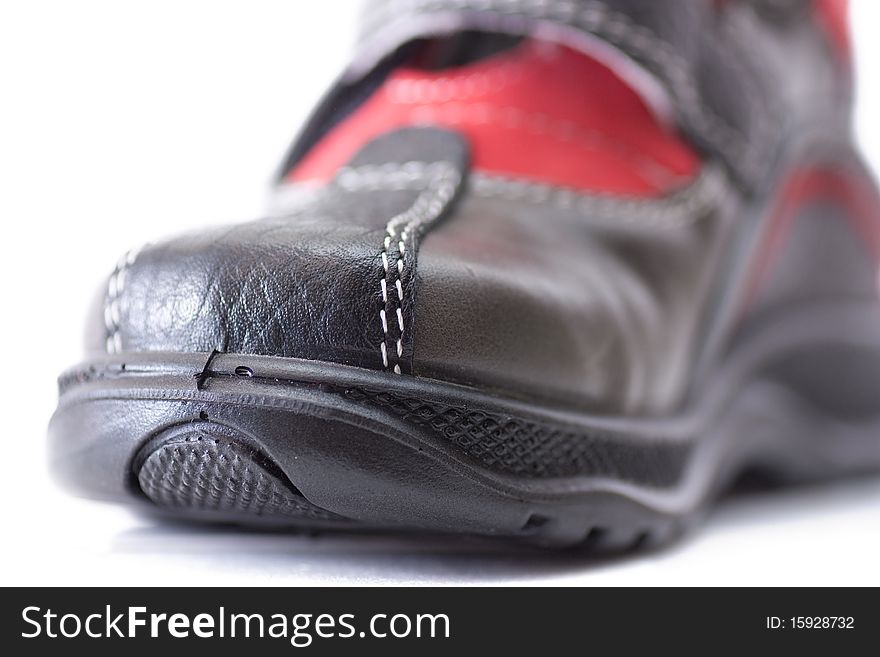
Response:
[51,0,880,549]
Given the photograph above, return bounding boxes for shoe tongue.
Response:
[286,38,699,197]
[334,0,767,188]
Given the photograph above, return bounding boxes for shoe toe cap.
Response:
[87,217,386,369]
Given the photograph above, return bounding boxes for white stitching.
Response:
[295,160,729,374]
[471,168,728,229]
[340,161,462,374]
[384,162,459,374]
[403,101,689,190]
[104,245,145,354]
[334,162,728,231]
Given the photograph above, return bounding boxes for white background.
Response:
[1,0,878,586]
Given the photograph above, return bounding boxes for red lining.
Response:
[814,0,851,61]
[288,40,699,197]
[742,166,880,310]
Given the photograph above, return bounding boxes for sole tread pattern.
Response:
[136,430,344,523]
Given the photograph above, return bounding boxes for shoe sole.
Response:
[49,303,880,549]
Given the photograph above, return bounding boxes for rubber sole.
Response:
[134,424,347,524]
[49,303,880,549]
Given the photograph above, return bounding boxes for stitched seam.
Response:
[338,162,462,374]
[104,245,145,354]
[331,163,728,231]
[403,101,689,189]
[360,0,762,176]
[470,171,727,229]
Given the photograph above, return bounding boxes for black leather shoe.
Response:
[51,0,880,548]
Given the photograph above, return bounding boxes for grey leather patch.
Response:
[345,126,470,173]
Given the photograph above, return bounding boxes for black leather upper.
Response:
[93,129,468,374]
[88,0,872,416]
